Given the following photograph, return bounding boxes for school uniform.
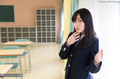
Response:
[59,32,102,79]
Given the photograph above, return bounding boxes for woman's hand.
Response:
[94,49,103,66]
[66,32,80,47]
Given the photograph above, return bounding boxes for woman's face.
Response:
[74,14,85,34]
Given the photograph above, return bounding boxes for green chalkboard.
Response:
[0,5,14,22]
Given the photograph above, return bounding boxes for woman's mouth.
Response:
[76,28,79,30]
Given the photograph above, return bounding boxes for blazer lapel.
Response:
[74,37,84,48]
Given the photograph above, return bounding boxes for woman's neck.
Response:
[81,31,85,35]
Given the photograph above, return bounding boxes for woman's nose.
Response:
[75,22,79,27]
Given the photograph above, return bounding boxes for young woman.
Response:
[59,8,103,79]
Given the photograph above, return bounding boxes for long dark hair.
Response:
[72,8,96,48]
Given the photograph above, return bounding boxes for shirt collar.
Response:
[74,34,85,47]
[80,34,85,39]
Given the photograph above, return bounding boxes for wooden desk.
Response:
[0,65,13,74]
[0,65,13,78]
[0,49,25,79]
[4,41,32,46]
[0,49,25,56]
[4,41,33,72]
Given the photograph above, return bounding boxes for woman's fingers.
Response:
[99,49,103,61]
[75,36,80,40]
[72,32,79,37]
[75,38,80,42]
[99,49,103,52]
[67,32,80,45]
[72,32,77,37]
[99,49,103,55]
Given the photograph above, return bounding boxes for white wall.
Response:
[79,0,120,79]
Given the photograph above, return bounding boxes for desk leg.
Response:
[27,45,32,73]
[18,56,23,79]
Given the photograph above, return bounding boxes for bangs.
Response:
[72,10,80,22]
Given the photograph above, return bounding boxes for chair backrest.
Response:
[15,39,30,47]
[15,39,29,42]
[2,46,21,50]
[0,60,3,64]
[0,46,20,58]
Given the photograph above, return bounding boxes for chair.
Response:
[0,46,22,79]
[0,60,3,64]
[0,60,4,79]
[0,46,19,59]
[15,39,29,72]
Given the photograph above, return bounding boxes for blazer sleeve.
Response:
[89,37,102,73]
[59,32,73,60]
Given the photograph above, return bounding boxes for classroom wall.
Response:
[0,0,61,42]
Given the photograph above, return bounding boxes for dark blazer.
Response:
[59,32,102,79]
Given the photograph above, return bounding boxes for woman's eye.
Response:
[79,20,82,22]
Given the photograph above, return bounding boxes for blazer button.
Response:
[71,54,72,57]
[63,48,66,51]
[68,64,70,67]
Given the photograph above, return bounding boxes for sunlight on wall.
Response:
[79,0,120,79]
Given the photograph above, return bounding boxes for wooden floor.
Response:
[0,43,64,79]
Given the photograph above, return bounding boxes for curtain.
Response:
[59,0,79,43]
[79,0,120,79]
[58,0,64,43]
[70,0,79,32]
